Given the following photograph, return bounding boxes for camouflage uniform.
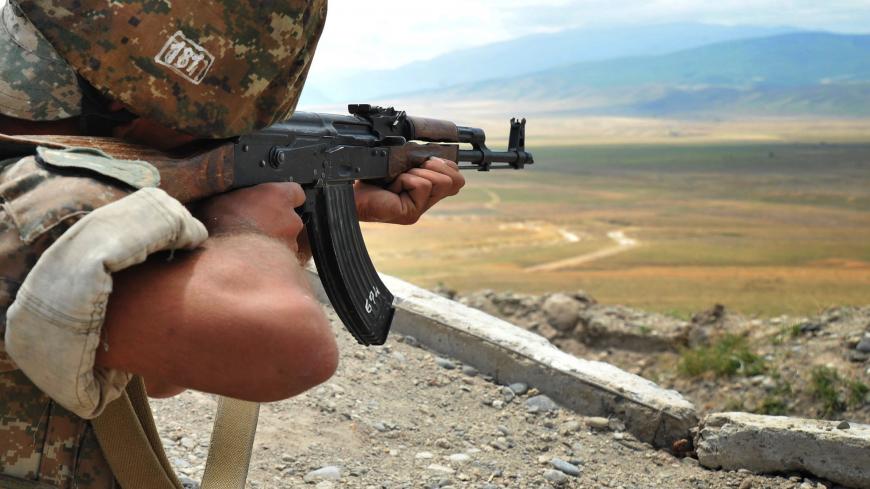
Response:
[0,0,327,487]
[0,155,128,488]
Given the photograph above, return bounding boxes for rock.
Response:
[560,420,582,435]
[542,294,583,332]
[836,421,850,430]
[435,438,452,449]
[550,458,581,476]
[543,469,569,486]
[525,395,558,413]
[579,305,689,352]
[403,335,420,347]
[847,351,869,363]
[738,480,753,489]
[415,452,435,459]
[688,304,726,347]
[447,453,471,464]
[426,464,455,475]
[695,413,870,489]
[435,357,456,370]
[501,386,516,403]
[461,365,478,377]
[508,383,529,395]
[799,322,823,334]
[585,417,610,430]
[857,337,870,353]
[303,466,342,482]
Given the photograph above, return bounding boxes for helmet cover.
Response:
[14,0,327,138]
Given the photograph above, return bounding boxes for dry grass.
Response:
[359,141,870,317]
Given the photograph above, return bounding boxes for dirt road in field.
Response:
[525,230,640,272]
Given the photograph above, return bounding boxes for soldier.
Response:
[0,1,465,487]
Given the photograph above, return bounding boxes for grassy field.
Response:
[361,143,870,317]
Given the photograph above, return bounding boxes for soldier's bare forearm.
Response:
[96,232,337,402]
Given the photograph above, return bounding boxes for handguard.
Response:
[301,183,395,345]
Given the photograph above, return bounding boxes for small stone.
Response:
[857,337,870,353]
[448,453,471,464]
[303,466,341,482]
[403,335,419,347]
[550,458,581,476]
[461,365,478,377]
[508,383,529,395]
[179,437,196,450]
[426,464,455,475]
[314,482,335,489]
[435,438,452,449]
[491,400,505,409]
[526,395,558,413]
[585,417,610,430]
[497,425,511,436]
[490,439,510,451]
[543,469,569,486]
[681,457,699,467]
[560,421,582,435]
[415,452,435,459]
[739,480,753,489]
[435,357,456,370]
[799,322,823,334]
[501,387,516,403]
[372,422,388,433]
[836,421,850,430]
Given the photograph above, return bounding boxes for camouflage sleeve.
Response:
[0,151,207,419]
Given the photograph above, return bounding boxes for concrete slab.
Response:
[306,268,698,449]
[696,412,870,488]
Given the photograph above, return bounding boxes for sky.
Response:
[310,0,870,74]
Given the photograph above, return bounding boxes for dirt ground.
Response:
[151,307,843,489]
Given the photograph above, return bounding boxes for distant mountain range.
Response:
[300,24,870,118]
[300,23,796,105]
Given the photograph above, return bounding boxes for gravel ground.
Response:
[151,307,837,489]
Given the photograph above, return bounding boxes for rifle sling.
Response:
[92,376,260,489]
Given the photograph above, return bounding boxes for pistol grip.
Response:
[301,183,394,345]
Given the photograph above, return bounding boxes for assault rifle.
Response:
[0,105,533,346]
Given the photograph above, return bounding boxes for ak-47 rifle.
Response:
[0,105,533,346]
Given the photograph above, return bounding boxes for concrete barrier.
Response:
[696,412,870,488]
[306,268,698,449]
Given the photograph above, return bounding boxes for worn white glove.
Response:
[5,187,207,418]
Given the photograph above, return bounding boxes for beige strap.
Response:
[199,397,260,489]
[93,376,260,489]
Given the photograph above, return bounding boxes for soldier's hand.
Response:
[192,182,306,253]
[353,157,465,224]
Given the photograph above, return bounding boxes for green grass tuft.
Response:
[849,380,869,408]
[810,367,847,417]
[679,334,766,378]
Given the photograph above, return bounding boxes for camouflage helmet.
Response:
[11,0,327,138]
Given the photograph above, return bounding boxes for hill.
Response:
[398,33,870,117]
[299,23,797,105]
